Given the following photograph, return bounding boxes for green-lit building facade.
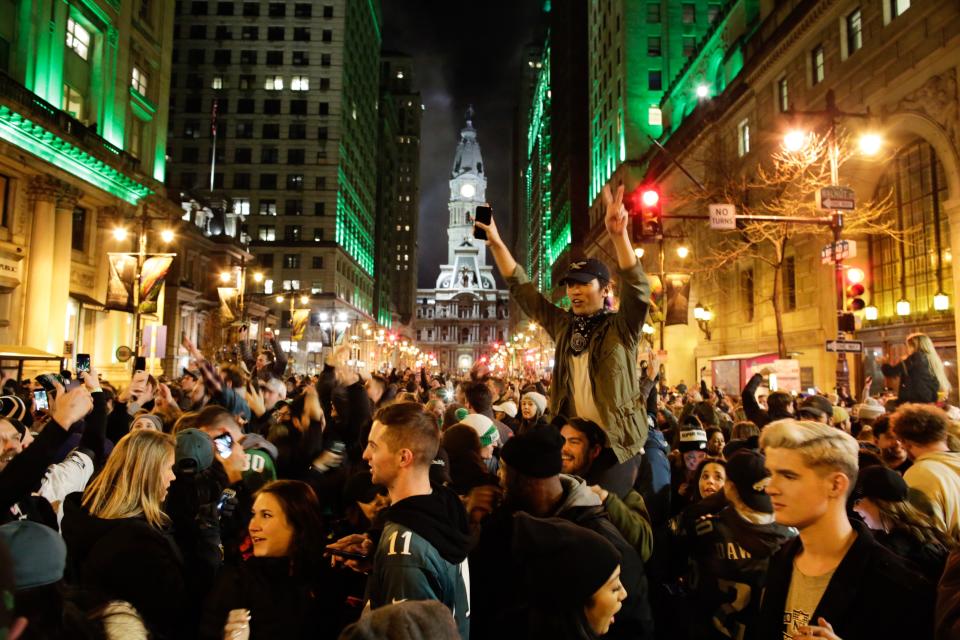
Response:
[0,0,178,377]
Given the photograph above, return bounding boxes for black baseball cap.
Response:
[726,449,774,513]
[560,258,611,286]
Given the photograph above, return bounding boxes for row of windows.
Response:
[231,198,327,216]
[177,24,333,42]
[179,97,334,115]
[254,225,328,242]
[179,172,331,191]
[180,74,331,91]
[181,122,329,141]
[180,49,331,66]
[181,2,332,18]
[181,147,319,164]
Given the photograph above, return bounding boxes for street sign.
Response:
[820,239,858,264]
[825,339,863,353]
[709,203,737,230]
[818,186,856,211]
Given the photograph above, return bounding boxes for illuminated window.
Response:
[232,198,250,215]
[811,45,825,84]
[264,75,284,90]
[648,106,662,126]
[131,66,148,94]
[66,19,90,60]
[737,118,750,156]
[264,279,274,294]
[291,76,309,91]
[211,76,223,89]
[62,85,84,120]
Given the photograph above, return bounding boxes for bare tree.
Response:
[678,131,904,358]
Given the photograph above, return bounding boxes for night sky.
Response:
[380,1,547,288]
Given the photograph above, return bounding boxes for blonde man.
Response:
[752,419,933,640]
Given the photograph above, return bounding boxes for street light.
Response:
[693,302,713,340]
[112,227,128,241]
[276,295,285,303]
[160,229,175,244]
[634,247,645,259]
[934,292,951,311]
[300,295,309,305]
[864,305,879,321]
[896,298,911,316]
[696,84,709,98]
[219,271,232,283]
[252,271,264,283]
[783,130,808,153]
[858,133,883,156]
[676,245,690,259]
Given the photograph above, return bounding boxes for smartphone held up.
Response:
[473,205,492,240]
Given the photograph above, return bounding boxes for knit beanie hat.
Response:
[459,413,500,447]
[512,512,621,608]
[522,392,547,416]
[131,413,164,432]
[175,428,214,473]
[678,427,708,453]
[454,407,469,423]
[338,600,460,640]
[855,398,886,422]
[0,520,67,590]
[500,426,564,478]
[725,449,773,513]
[492,400,518,418]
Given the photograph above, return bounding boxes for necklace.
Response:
[570,310,606,354]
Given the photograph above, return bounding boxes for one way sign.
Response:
[825,339,863,353]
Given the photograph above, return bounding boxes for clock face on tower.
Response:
[459,183,476,199]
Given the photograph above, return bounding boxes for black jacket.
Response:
[752,520,934,639]
[61,493,187,639]
[741,374,793,429]
[882,351,941,404]
[200,556,340,640]
[0,418,70,516]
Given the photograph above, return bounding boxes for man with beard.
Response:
[475,184,651,497]
[871,414,912,474]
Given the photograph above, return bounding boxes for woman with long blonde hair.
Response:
[853,465,952,582]
[881,332,951,404]
[62,428,188,638]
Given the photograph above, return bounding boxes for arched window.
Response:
[869,140,951,317]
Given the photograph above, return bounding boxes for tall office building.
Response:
[165,0,382,350]
[378,53,421,327]
[587,0,721,222]
[0,0,179,376]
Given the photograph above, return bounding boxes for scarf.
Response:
[569,310,608,355]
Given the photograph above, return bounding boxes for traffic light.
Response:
[845,267,866,311]
[627,185,662,243]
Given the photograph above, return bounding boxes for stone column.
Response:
[23,176,60,352]
[49,185,82,356]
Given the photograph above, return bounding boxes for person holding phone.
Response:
[474,184,652,497]
[200,480,339,640]
[106,370,158,443]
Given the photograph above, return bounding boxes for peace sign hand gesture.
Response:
[602,184,629,237]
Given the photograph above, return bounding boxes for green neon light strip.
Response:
[0,105,152,204]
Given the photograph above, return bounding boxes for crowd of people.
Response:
[2,186,960,639]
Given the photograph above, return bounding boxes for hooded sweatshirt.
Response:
[366,484,471,639]
[904,450,960,540]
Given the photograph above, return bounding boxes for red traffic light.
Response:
[846,283,865,297]
[641,189,660,208]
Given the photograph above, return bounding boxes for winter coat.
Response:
[602,489,654,562]
[200,556,340,640]
[506,262,652,462]
[904,451,960,540]
[0,417,71,522]
[636,427,671,526]
[882,351,941,404]
[751,520,934,640]
[61,493,187,639]
[366,484,472,639]
[470,475,653,640]
[874,528,948,584]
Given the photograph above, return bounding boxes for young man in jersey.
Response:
[329,402,471,638]
[752,419,933,639]
[475,184,651,497]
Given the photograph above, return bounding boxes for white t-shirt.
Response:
[569,352,604,426]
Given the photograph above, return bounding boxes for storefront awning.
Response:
[0,345,62,361]
[70,291,105,310]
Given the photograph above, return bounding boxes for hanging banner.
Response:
[664,273,691,326]
[105,254,137,312]
[138,255,173,315]
[291,308,310,341]
[142,325,168,359]
[218,287,240,323]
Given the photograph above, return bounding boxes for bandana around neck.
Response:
[569,310,607,354]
